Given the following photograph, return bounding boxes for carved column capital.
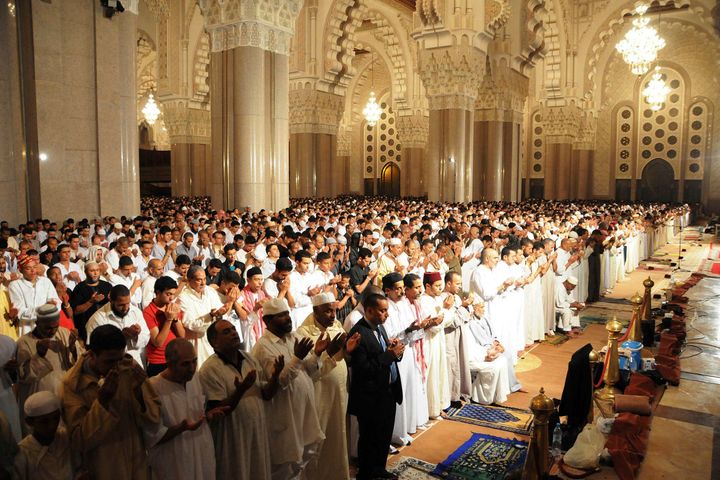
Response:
[474,58,529,123]
[337,126,352,157]
[161,99,211,144]
[396,114,429,149]
[573,113,597,150]
[289,88,344,135]
[418,46,485,111]
[198,0,303,55]
[542,104,583,144]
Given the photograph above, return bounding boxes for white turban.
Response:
[566,276,578,286]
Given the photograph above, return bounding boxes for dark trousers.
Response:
[587,255,600,302]
[147,363,167,377]
[356,394,396,479]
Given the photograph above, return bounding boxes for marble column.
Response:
[572,149,594,199]
[396,114,428,198]
[96,5,140,217]
[544,141,573,200]
[426,106,474,202]
[171,143,210,197]
[0,0,29,224]
[473,120,523,201]
[288,132,336,198]
[202,0,300,212]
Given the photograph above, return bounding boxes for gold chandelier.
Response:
[642,67,670,111]
[363,52,382,127]
[615,4,665,76]
[142,93,161,125]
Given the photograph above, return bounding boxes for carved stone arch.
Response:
[580,0,715,103]
[320,0,368,94]
[540,0,563,99]
[361,9,410,107]
[519,0,547,70]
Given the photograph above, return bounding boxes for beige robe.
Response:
[13,428,73,480]
[297,314,350,480]
[198,352,271,480]
[16,327,83,430]
[61,353,161,480]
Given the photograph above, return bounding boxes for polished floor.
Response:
[387,227,720,479]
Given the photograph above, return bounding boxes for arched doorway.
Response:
[639,159,676,203]
[379,163,400,197]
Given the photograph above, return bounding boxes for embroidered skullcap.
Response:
[388,238,402,246]
[566,276,578,286]
[36,303,60,322]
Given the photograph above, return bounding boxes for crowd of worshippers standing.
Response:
[0,196,689,480]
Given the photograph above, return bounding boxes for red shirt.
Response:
[143,301,179,365]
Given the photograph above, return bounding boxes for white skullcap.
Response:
[311,292,336,307]
[263,298,290,316]
[24,391,61,417]
[97,229,106,236]
[496,224,507,232]
[337,236,347,245]
[568,231,579,239]
[36,303,60,322]
[566,276,578,286]
[372,231,380,239]
[388,238,402,246]
[326,237,337,245]
[113,222,122,229]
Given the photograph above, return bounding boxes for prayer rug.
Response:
[515,353,541,373]
[579,315,612,329]
[543,333,569,346]
[445,404,533,435]
[431,433,528,480]
[389,456,438,479]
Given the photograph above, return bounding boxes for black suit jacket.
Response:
[347,318,403,416]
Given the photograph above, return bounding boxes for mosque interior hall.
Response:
[1,1,720,480]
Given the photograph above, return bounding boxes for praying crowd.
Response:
[0,196,689,480]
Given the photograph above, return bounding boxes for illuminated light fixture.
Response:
[363,51,382,127]
[39,152,48,161]
[363,91,382,127]
[142,93,161,125]
[643,66,670,111]
[615,3,665,76]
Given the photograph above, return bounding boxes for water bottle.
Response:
[551,424,562,458]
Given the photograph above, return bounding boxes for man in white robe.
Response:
[145,339,219,480]
[178,265,230,365]
[109,256,143,307]
[460,225,483,292]
[297,292,359,480]
[251,298,325,479]
[86,285,150,367]
[199,319,282,480]
[9,254,60,336]
[418,271,452,418]
[555,276,585,334]
[466,302,520,404]
[441,271,473,405]
[289,251,320,330]
[469,248,513,351]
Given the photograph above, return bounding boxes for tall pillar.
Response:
[573,149,594,199]
[396,114,428,197]
[472,57,528,201]
[0,0,29,224]
[288,87,344,198]
[202,0,301,212]
[418,46,484,202]
[162,100,211,197]
[543,105,582,200]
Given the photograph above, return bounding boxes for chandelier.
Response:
[643,67,670,111]
[142,93,161,125]
[363,91,382,127]
[615,4,665,76]
[363,51,382,127]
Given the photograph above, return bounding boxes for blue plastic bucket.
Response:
[620,340,643,371]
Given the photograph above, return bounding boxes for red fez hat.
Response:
[423,271,442,284]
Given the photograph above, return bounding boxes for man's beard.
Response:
[112,307,128,318]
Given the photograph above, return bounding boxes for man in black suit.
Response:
[348,293,405,480]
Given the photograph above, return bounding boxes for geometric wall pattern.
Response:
[686,100,710,180]
[363,94,401,179]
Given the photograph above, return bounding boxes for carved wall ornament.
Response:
[289,88,345,135]
[418,46,485,111]
[395,114,428,149]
